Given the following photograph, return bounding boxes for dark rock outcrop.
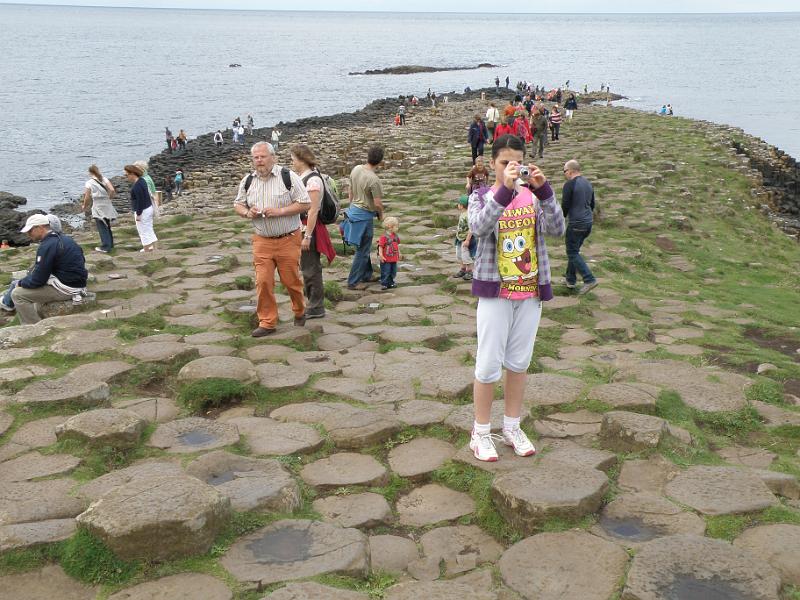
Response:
[349,63,498,76]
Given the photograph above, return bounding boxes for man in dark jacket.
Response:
[467,115,489,165]
[561,160,597,295]
[8,214,88,324]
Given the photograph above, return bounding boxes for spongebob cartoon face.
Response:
[498,226,537,283]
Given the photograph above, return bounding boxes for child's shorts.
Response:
[455,237,477,265]
[474,296,542,383]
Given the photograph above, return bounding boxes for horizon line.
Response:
[1,2,799,13]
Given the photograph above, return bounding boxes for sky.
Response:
[0,0,798,11]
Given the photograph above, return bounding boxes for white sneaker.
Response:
[0,300,14,312]
[94,247,108,253]
[502,427,536,457]
[470,429,502,462]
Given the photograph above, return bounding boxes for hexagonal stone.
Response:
[12,372,109,407]
[313,492,391,528]
[618,455,681,494]
[0,479,85,525]
[586,382,659,413]
[178,356,257,384]
[623,534,781,600]
[0,565,97,600]
[621,360,747,412]
[395,400,453,426]
[751,468,800,500]
[0,452,81,483]
[77,474,231,561]
[369,535,420,575]
[717,445,777,469]
[55,408,145,448]
[313,377,414,406]
[384,578,495,600]
[492,464,608,535]
[184,331,234,345]
[221,519,369,586]
[665,466,778,515]
[75,460,185,503]
[286,352,343,376]
[123,340,199,364]
[147,417,239,453]
[524,373,585,407]
[500,531,629,600]
[752,400,800,427]
[300,453,388,490]
[0,518,77,552]
[6,416,67,450]
[265,582,368,599]
[733,524,800,586]
[270,401,352,424]
[51,328,121,356]
[246,344,298,363]
[593,492,706,546]
[378,326,447,346]
[186,450,300,512]
[254,363,310,390]
[317,333,361,351]
[112,397,180,423]
[537,438,618,473]
[599,411,668,453]
[534,409,603,438]
[397,484,475,527]
[0,365,53,383]
[419,525,503,577]
[68,360,135,384]
[388,438,456,480]
[108,573,231,600]
[321,407,403,449]
[226,416,322,456]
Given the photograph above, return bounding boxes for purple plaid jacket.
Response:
[467,181,565,300]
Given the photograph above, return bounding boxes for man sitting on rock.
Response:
[2,214,88,325]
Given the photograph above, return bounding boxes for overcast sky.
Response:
[1,0,797,11]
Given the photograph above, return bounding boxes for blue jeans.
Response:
[95,218,113,251]
[565,223,595,285]
[2,280,17,309]
[347,219,374,286]
[380,262,397,287]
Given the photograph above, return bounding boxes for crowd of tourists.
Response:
[2,83,602,467]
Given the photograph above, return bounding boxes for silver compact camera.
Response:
[518,166,530,181]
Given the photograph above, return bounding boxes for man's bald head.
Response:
[564,160,581,174]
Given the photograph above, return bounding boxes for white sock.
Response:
[473,421,491,436]
[503,415,520,431]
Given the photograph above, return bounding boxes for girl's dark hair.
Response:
[88,164,103,180]
[491,134,526,159]
[290,144,317,169]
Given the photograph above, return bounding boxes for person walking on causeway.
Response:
[468,115,489,165]
[467,134,566,462]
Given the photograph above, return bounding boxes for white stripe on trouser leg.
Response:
[474,297,542,383]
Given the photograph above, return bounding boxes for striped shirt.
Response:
[549,111,563,125]
[234,165,310,238]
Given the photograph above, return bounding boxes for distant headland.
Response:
[349,63,499,76]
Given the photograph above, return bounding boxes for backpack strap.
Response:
[281,167,292,191]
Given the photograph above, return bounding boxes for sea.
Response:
[1,5,799,211]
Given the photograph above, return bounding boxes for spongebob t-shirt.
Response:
[496,186,538,300]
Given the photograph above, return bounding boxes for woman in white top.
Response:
[81,164,118,253]
[485,102,501,143]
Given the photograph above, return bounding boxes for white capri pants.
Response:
[475,296,542,383]
[135,205,158,247]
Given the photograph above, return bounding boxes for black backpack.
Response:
[301,170,341,225]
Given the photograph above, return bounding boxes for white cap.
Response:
[20,214,51,233]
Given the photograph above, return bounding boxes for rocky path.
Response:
[1,96,799,600]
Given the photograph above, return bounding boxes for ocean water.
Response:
[1,6,798,210]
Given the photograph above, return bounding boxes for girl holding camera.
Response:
[467,134,566,462]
